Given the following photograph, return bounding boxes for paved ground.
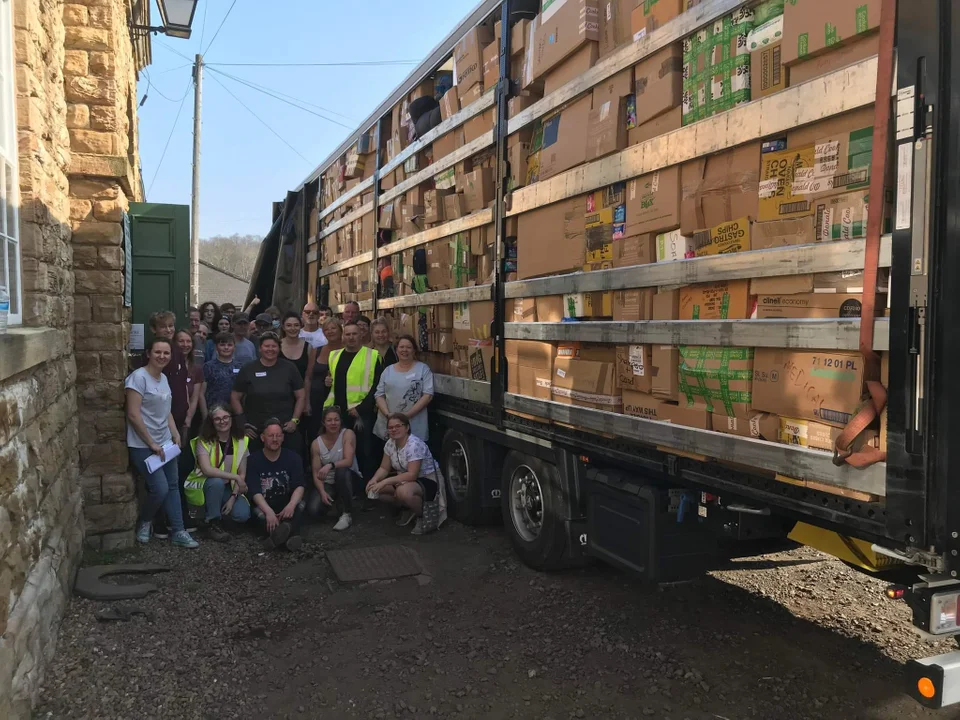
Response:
[35,510,960,720]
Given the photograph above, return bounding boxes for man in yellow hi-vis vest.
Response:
[325,321,384,479]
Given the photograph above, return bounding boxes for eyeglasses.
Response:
[213,416,232,424]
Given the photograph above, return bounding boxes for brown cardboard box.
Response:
[747,14,785,99]
[557,343,617,363]
[508,131,533,190]
[586,96,627,161]
[508,93,541,119]
[651,345,679,401]
[482,42,499,91]
[813,189,869,242]
[535,295,565,322]
[613,233,656,267]
[506,340,556,399]
[506,298,537,323]
[460,83,484,110]
[786,107,874,197]
[693,217,751,257]
[625,166,680,237]
[463,168,495,212]
[782,0,881,66]
[713,411,780,441]
[551,356,621,412]
[652,288,679,320]
[629,106,682,146]
[680,280,751,320]
[752,348,865,426]
[529,0,601,83]
[632,43,683,127]
[758,145,816,222]
[630,0,682,41]
[425,189,453,224]
[613,288,654,321]
[678,346,753,417]
[455,26,496,98]
[539,95,592,180]
[757,293,863,319]
[401,204,425,237]
[440,88,460,121]
[443,193,466,221]
[654,228,695,262]
[599,0,640,58]
[464,108,496,144]
[622,390,668,421]
[517,196,587,279]
[750,217,817,295]
[433,131,457,161]
[789,32,880,85]
[544,42,600,95]
[661,402,712,430]
[563,288,612,318]
[616,345,653,393]
[779,416,844,452]
[680,143,761,236]
[495,18,532,56]
[379,201,402,230]
[592,67,633,107]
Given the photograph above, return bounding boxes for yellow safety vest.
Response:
[183,435,249,506]
[324,346,380,410]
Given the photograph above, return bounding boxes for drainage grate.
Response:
[325,545,424,583]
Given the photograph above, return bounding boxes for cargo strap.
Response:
[834,0,894,469]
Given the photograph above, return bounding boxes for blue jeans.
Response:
[129,447,185,533]
[202,477,251,523]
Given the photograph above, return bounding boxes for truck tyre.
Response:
[441,430,485,526]
[501,451,568,570]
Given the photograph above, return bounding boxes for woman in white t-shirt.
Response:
[125,337,199,549]
[365,412,447,535]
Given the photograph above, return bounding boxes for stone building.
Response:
[0,0,155,715]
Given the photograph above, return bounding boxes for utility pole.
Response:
[191,53,203,305]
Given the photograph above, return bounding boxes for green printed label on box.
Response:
[824,22,839,47]
[855,4,869,33]
[797,32,809,58]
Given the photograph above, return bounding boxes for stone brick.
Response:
[74,269,121,295]
[74,295,92,323]
[69,198,92,222]
[64,26,109,52]
[88,51,115,77]
[97,246,122,270]
[66,103,90,129]
[101,473,134,503]
[72,221,121,246]
[80,475,101,506]
[90,294,123,324]
[69,178,119,199]
[74,351,100,381]
[70,129,116,155]
[88,105,118,131]
[63,4,90,26]
[87,6,116,30]
[74,321,123,348]
[63,50,88,77]
[100,530,134,550]
[93,198,125,222]
[98,350,126,380]
[84,500,137,535]
[65,75,115,106]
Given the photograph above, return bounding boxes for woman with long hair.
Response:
[125,337,199,548]
[175,330,204,438]
[199,301,221,334]
[183,405,251,541]
[370,318,399,366]
[374,335,434,442]
[307,407,361,531]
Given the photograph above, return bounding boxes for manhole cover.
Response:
[325,545,424,583]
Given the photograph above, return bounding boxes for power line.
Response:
[154,63,192,75]
[203,0,239,56]
[197,0,210,51]
[207,68,356,120]
[147,78,192,198]
[141,68,191,103]
[207,71,311,165]
[205,60,420,67]
[208,67,354,128]
[155,39,192,62]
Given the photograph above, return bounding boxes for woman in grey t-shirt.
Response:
[374,335,434,441]
[125,337,198,549]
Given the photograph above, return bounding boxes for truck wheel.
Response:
[501,452,567,570]
[441,430,484,526]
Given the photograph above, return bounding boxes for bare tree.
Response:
[199,234,262,281]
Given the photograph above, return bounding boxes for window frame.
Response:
[0,0,21,326]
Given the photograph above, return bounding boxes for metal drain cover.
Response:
[325,545,424,583]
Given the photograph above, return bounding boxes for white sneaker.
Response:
[333,513,353,531]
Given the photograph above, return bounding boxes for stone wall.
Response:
[0,0,147,716]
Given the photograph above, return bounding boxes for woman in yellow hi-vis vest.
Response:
[324,322,385,481]
[183,405,252,541]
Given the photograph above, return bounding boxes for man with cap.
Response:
[232,312,259,366]
[253,313,273,343]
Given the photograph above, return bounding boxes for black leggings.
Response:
[307,467,358,516]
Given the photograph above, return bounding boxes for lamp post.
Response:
[130,0,199,39]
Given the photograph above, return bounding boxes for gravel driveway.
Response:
[35,512,955,719]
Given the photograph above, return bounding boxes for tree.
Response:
[199,233,262,281]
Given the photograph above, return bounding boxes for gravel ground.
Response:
[35,512,960,720]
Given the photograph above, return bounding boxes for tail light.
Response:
[930,591,960,635]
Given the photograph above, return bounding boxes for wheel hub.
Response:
[446,441,469,502]
[510,465,543,542]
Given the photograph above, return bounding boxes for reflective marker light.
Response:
[885,585,906,599]
[931,591,960,635]
[918,677,937,699]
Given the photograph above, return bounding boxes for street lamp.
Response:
[130,0,199,39]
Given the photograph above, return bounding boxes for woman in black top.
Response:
[371,319,399,366]
[281,311,311,379]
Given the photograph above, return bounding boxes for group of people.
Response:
[124,299,445,552]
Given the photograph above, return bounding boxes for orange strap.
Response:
[834,381,887,467]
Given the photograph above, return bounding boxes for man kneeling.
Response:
[248,418,305,550]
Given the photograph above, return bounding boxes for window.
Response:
[0,0,19,325]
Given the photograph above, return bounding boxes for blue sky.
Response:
[139,0,479,239]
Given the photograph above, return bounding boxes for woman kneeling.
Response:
[184,405,252,541]
[365,413,447,535]
[308,407,361,531]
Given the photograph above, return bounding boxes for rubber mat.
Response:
[325,545,424,583]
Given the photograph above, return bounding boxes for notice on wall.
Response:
[129,323,145,351]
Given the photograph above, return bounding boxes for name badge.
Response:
[232,368,241,374]
[255,371,267,378]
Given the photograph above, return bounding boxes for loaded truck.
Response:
[248,0,960,707]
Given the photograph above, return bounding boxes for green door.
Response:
[129,203,190,349]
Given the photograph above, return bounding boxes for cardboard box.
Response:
[749,16,785,99]
[680,280,751,320]
[681,10,752,125]
[401,204,425,237]
[508,131,533,190]
[789,31,880,85]
[749,217,817,295]
[632,44,683,127]
[599,0,640,58]
[613,233,656,267]
[539,95,592,180]
[779,417,844,452]
[587,96,628,161]
[464,108,496,144]
[557,342,617,363]
[616,345,653,393]
[463,168,495,213]
[693,217,751,257]
[529,0,601,83]
[652,288,679,320]
[655,228,695,262]
[544,42,600,95]
[678,346,754,417]
[517,196,587,279]
[536,295,565,322]
[651,345,679,401]
[563,290,611,318]
[443,193,466,221]
[622,390,669,421]
[440,88,461,121]
[379,201,402,230]
[506,340,556,399]
[758,145,816,222]
[787,107,874,197]
[625,166,681,237]
[455,26,496,98]
[508,93,541,119]
[713,411,780,441]
[782,0,881,66]
[506,298,538,323]
[757,293,863,319]
[425,189,452,224]
[613,288,654,321]
[752,348,865,427]
[482,42,499,91]
[661,402,712,430]
[592,67,633,108]
[433,131,457,162]
[460,82,484,110]
[680,143,761,236]
[628,106,682,146]
[813,189,869,242]
[551,356,621,412]
[630,0,682,41]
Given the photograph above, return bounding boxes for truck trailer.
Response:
[250,0,960,707]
